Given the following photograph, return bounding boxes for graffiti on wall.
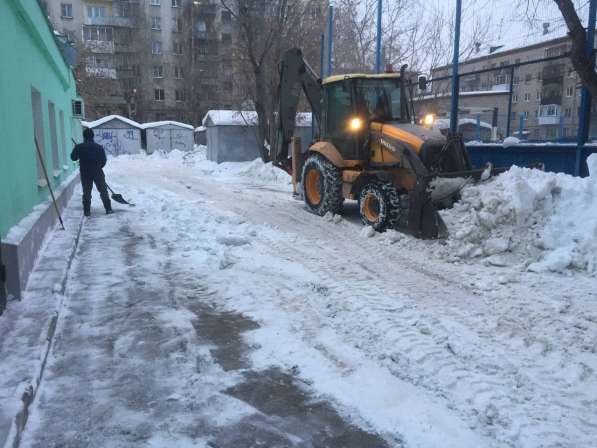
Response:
[147,129,193,153]
[95,129,141,156]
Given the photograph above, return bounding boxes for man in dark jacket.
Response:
[71,128,112,217]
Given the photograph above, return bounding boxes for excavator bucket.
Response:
[404,177,447,239]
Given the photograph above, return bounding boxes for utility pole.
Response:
[375,0,382,73]
[449,0,463,134]
[576,0,597,175]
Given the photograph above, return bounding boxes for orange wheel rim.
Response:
[305,169,322,205]
[362,193,380,222]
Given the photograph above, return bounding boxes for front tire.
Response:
[359,181,404,231]
[302,153,343,216]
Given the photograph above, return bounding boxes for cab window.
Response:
[325,83,353,137]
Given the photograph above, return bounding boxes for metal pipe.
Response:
[475,115,481,141]
[576,0,597,175]
[326,5,333,77]
[375,0,382,73]
[505,66,515,137]
[449,0,463,134]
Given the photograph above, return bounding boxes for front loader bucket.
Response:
[406,177,447,239]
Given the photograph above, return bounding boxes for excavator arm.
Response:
[271,48,322,169]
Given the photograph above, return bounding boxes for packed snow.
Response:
[7,149,597,448]
[439,154,597,274]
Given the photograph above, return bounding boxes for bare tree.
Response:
[220,0,323,162]
[540,0,597,98]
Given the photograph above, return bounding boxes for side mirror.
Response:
[418,76,428,91]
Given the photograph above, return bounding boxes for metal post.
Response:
[320,33,325,79]
[449,0,463,134]
[506,66,515,138]
[475,115,481,141]
[375,0,382,73]
[519,114,524,138]
[326,6,334,77]
[576,0,597,175]
[559,113,565,140]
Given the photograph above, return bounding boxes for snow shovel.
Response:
[106,183,135,206]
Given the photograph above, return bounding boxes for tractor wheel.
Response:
[302,153,343,216]
[359,181,405,231]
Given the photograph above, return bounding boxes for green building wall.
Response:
[0,0,81,238]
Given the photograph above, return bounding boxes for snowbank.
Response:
[441,155,597,273]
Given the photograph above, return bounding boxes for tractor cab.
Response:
[320,73,410,160]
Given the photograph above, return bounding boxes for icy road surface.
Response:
[23,150,597,448]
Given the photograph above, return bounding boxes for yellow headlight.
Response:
[349,117,364,132]
[423,114,435,127]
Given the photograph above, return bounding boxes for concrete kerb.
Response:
[2,212,84,448]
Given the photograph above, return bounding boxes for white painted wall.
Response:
[94,128,142,156]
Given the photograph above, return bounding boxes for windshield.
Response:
[354,78,402,122]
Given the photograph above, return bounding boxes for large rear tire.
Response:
[359,181,405,231]
[302,153,343,216]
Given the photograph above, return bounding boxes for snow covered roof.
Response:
[141,120,194,130]
[195,126,206,133]
[202,110,312,127]
[202,110,258,126]
[83,115,142,129]
[434,118,492,131]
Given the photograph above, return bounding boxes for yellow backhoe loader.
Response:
[270,48,499,238]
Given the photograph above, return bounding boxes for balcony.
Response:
[538,104,560,125]
[85,16,134,27]
[538,116,560,125]
[542,63,565,84]
[85,66,117,79]
[84,40,115,53]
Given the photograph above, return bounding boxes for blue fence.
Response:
[466,144,597,177]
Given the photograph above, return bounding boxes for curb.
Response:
[4,215,84,448]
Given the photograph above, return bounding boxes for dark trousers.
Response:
[81,169,112,213]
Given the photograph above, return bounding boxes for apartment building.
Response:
[420,27,597,141]
[43,0,240,123]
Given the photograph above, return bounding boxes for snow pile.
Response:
[503,136,521,147]
[441,156,597,273]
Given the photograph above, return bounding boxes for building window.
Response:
[221,33,232,45]
[221,11,231,23]
[152,40,162,54]
[83,26,112,41]
[495,74,506,85]
[512,94,518,103]
[154,89,165,101]
[87,5,107,18]
[536,91,541,100]
[521,111,529,119]
[534,109,539,118]
[48,102,60,176]
[541,105,559,116]
[173,18,183,33]
[546,127,557,139]
[172,0,180,7]
[173,41,183,55]
[525,73,532,84]
[59,110,67,168]
[61,3,73,18]
[152,16,161,30]
[566,86,574,97]
[152,65,163,78]
[150,0,161,5]
[174,66,184,79]
[175,90,185,101]
[565,107,572,117]
[513,76,519,85]
[31,88,46,186]
[524,93,531,102]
